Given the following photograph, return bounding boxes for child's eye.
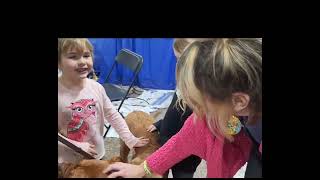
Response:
[68,55,78,59]
[83,54,91,58]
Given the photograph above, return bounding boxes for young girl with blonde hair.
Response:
[105,38,262,178]
[58,38,149,163]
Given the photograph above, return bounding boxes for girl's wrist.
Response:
[139,161,147,177]
[143,160,154,177]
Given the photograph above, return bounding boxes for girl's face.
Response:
[59,47,93,81]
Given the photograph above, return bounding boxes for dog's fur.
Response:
[58,156,122,178]
[120,111,162,178]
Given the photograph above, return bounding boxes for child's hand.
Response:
[104,162,146,178]
[78,142,98,156]
[133,137,149,147]
[146,125,157,132]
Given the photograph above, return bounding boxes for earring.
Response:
[58,69,62,77]
[227,115,242,135]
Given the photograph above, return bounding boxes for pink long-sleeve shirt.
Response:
[58,78,138,163]
[146,113,252,178]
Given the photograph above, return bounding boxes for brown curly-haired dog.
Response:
[58,156,122,178]
[120,111,162,178]
[58,111,162,178]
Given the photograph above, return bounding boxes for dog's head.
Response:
[58,156,122,178]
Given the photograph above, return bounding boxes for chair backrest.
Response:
[105,49,143,83]
[116,49,143,71]
[102,49,143,138]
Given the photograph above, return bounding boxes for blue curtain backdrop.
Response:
[89,38,177,90]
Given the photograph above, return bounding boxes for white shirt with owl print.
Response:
[58,78,139,164]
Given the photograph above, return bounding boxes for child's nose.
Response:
[78,57,86,66]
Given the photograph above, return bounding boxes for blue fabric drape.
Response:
[89,38,176,90]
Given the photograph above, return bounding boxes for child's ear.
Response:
[231,92,250,113]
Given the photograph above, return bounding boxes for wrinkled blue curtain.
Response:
[89,38,177,90]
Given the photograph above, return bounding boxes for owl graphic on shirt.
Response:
[66,99,97,142]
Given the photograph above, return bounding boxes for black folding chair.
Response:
[102,49,143,138]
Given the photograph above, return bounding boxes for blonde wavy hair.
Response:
[173,38,210,58]
[58,38,98,81]
[176,38,262,141]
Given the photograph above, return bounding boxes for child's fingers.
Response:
[103,162,123,173]
[139,139,149,145]
[138,136,149,141]
[147,125,156,131]
[139,138,149,142]
[88,148,98,156]
[151,126,157,132]
[89,151,98,156]
[107,171,123,178]
[137,137,149,145]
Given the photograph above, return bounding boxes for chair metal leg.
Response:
[103,108,124,138]
[102,49,143,139]
[103,124,111,138]
[119,111,124,118]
